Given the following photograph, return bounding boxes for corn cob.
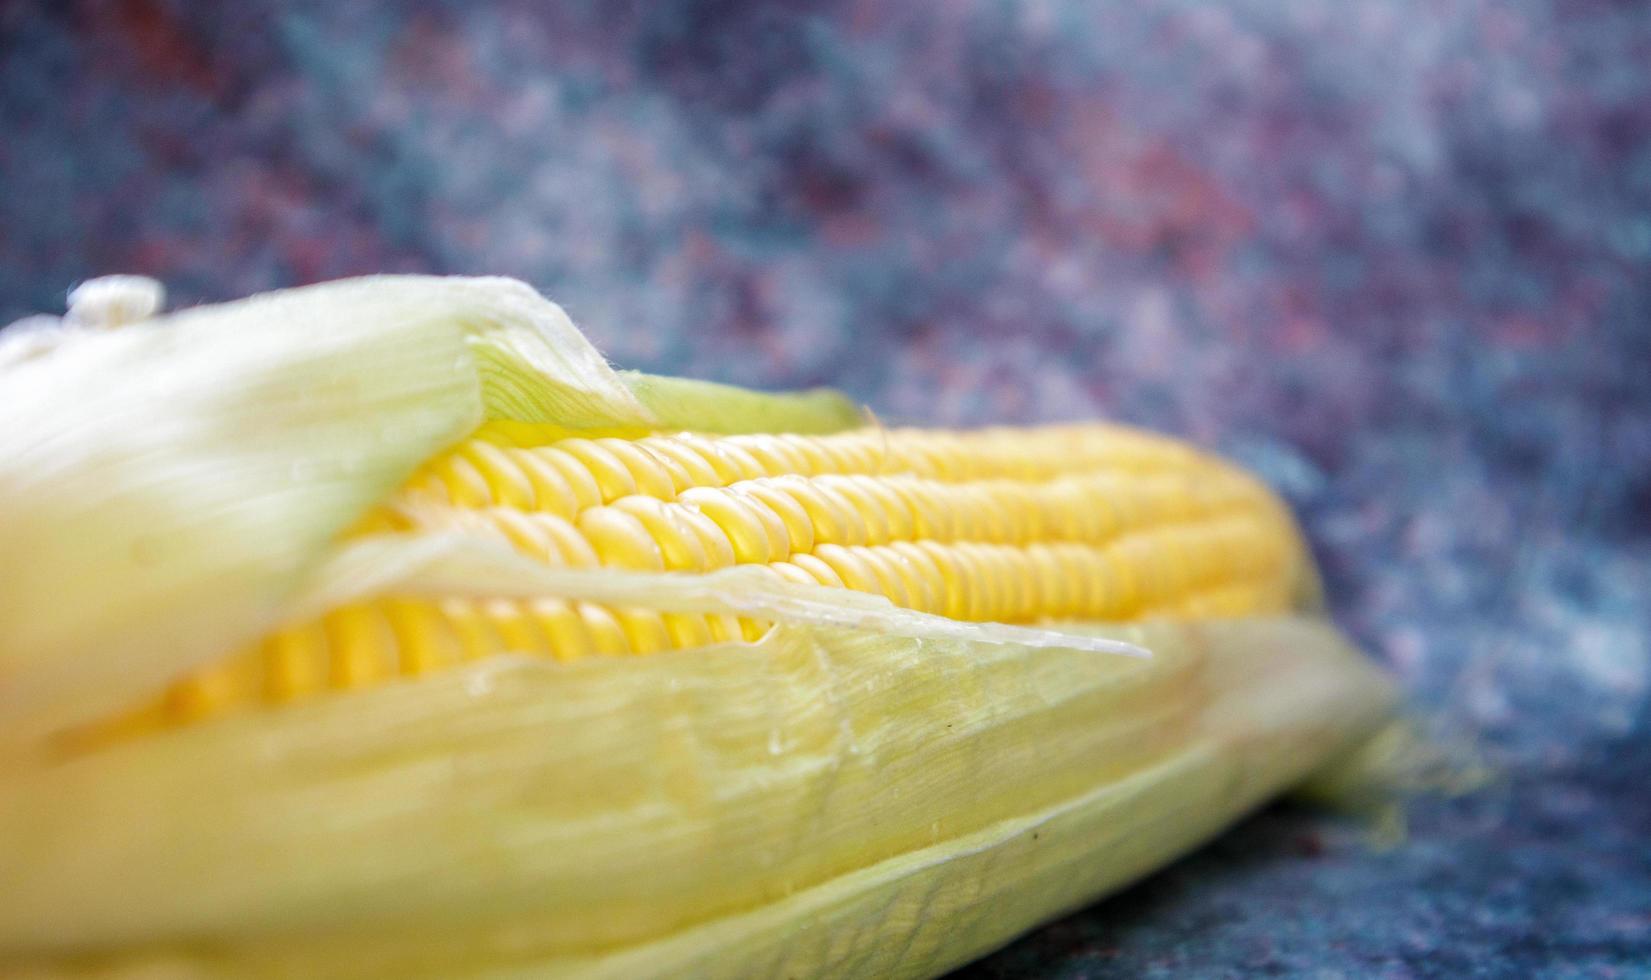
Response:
[0,276,1397,978]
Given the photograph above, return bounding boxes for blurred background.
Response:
[2,0,1647,974]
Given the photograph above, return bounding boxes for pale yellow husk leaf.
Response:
[0,615,1393,978]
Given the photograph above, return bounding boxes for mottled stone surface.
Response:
[2,1,1647,975]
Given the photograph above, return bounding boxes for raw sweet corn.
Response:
[0,276,1396,978]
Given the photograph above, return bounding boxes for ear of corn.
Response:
[0,277,1398,978]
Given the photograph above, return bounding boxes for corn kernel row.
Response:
[101,423,1302,734]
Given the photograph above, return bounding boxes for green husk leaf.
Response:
[620,371,863,435]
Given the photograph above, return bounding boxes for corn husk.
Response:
[0,277,1398,978]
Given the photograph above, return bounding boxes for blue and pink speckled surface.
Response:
[2,2,1648,975]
